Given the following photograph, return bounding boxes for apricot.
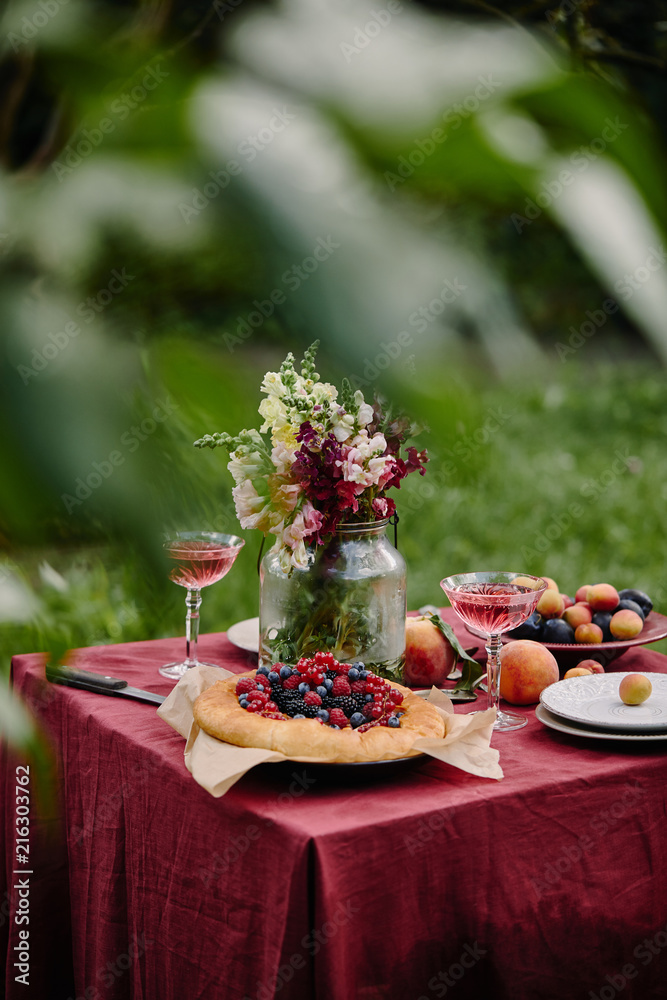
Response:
[577,659,605,674]
[575,584,592,603]
[609,609,644,641]
[563,603,593,630]
[404,615,458,687]
[619,673,652,705]
[499,640,559,705]
[564,666,594,678]
[512,575,543,590]
[536,589,565,620]
[541,577,559,592]
[587,583,620,612]
[561,594,575,610]
[574,622,604,644]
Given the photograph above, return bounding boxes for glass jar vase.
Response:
[259,518,406,682]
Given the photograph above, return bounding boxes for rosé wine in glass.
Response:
[160,531,245,681]
[440,572,547,732]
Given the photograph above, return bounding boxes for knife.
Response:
[45,664,166,705]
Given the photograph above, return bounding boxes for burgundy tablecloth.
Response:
[3,613,667,1000]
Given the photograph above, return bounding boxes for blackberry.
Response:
[325,670,338,681]
[330,695,357,718]
[303,705,319,719]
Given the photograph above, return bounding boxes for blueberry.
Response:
[268,670,280,683]
[347,667,360,682]
[387,716,400,728]
[330,724,340,729]
[298,682,310,695]
[239,697,249,708]
[293,713,306,719]
[256,679,270,691]
[365,693,373,702]
[279,665,292,679]
[323,678,333,692]
[508,611,544,641]
[316,685,327,698]
[257,665,270,676]
[359,669,369,679]
[350,712,365,728]
[542,618,576,644]
[317,709,330,722]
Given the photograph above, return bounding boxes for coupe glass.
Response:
[440,571,547,731]
[160,531,245,680]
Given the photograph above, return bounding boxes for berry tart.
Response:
[193,652,445,763]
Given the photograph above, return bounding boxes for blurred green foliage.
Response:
[2,0,667,756]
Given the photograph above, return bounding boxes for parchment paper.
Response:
[157,664,504,797]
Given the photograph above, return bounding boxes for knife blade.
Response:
[45,664,166,706]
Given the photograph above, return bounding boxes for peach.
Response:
[574,622,604,644]
[575,584,592,603]
[536,589,565,620]
[587,583,620,612]
[609,609,643,640]
[404,615,458,687]
[619,673,652,706]
[564,666,594,678]
[499,639,559,705]
[563,603,593,630]
[577,659,605,674]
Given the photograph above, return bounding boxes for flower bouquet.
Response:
[195,342,427,679]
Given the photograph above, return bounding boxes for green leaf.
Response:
[427,613,485,690]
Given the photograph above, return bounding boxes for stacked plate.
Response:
[537,672,667,741]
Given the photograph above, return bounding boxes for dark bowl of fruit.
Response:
[501,583,667,671]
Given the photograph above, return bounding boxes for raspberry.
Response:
[304,691,322,707]
[246,701,263,713]
[332,677,351,697]
[282,674,301,690]
[350,680,366,695]
[314,651,336,669]
[265,701,279,713]
[248,690,269,704]
[362,702,375,719]
[328,708,348,728]
[236,677,256,695]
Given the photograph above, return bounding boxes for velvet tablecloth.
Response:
[3,612,667,1000]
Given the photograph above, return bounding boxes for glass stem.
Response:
[184,587,202,668]
[485,633,502,716]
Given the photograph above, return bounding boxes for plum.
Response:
[542,618,576,644]
[591,611,613,642]
[508,611,544,641]
[618,588,653,616]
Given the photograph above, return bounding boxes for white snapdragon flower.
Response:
[227,449,266,486]
[331,408,356,443]
[231,480,283,533]
[354,390,374,427]
[259,395,289,434]
[271,440,297,476]
[260,371,287,397]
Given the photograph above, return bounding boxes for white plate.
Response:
[226,617,259,653]
[535,703,667,742]
[540,672,667,731]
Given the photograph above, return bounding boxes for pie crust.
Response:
[193,671,446,763]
